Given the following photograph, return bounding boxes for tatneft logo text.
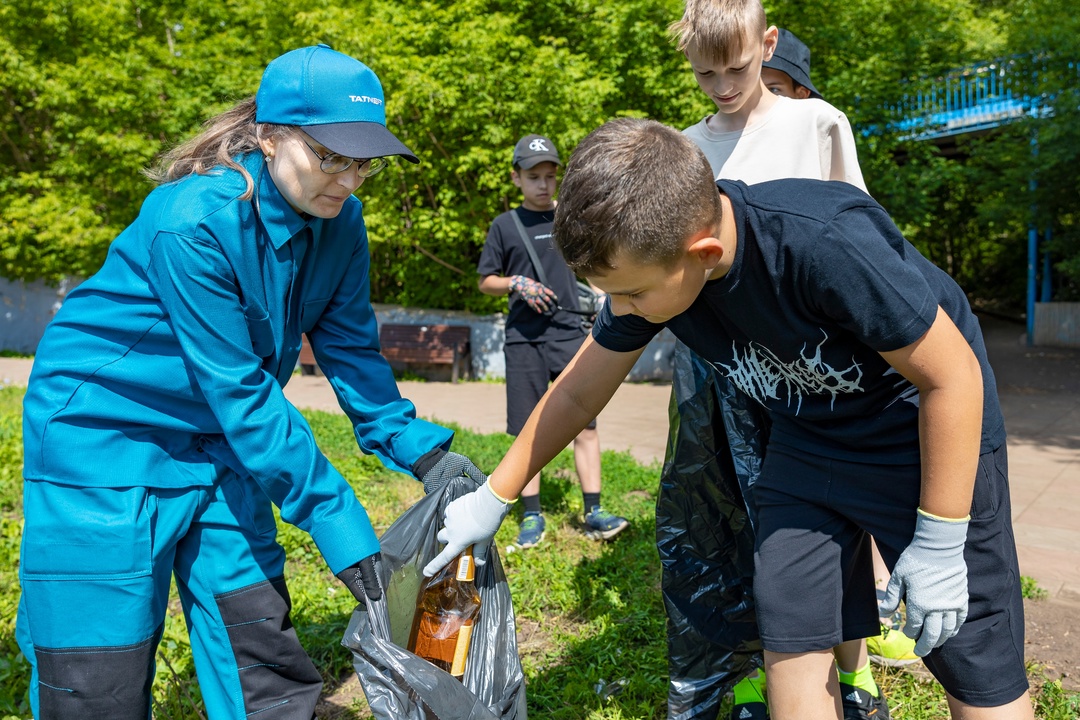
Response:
[350,95,383,105]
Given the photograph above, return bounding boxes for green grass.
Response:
[0,384,1076,718]
[1022,575,1050,600]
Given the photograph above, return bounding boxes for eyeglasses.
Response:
[298,133,389,177]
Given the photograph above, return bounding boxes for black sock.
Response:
[521,494,542,515]
[583,492,601,513]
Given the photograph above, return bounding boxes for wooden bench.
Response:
[298,334,321,376]
[379,323,473,383]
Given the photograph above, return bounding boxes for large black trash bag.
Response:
[659,340,771,720]
[342,474,527,720]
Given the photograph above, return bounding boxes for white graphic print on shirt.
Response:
[712,331,864,413]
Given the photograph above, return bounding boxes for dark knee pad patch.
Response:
[36,635,155,720]
[216,577,322,717]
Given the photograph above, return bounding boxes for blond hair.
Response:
[668,0,767,65]
[553,118,722,276]
[144,98,292,200]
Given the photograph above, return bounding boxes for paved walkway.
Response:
[2,317,1077,605]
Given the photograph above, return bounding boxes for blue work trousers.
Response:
[17,472,322,719]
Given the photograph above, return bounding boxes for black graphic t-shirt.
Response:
[594,178,1005,462]
[478,207,586,344]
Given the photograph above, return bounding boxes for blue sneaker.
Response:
[515,512,546,549]
[583,506,629,541]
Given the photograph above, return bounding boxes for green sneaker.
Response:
[729,671,769,720]
[583,506,629,540]
[867,622,920,667]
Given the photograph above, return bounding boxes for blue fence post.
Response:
[1041,227,1053,302]
[1027,132,1038,347]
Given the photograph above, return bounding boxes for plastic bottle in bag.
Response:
[407,545,482,680]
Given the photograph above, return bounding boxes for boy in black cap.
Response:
[476,133,629,549]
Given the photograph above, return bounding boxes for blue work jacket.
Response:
[22,152,452,572]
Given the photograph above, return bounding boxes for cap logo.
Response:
[350,95,383,105]
[528,138,550,152]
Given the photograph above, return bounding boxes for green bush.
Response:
[7,1,1076,312]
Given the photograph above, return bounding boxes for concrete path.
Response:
[2,315,1077,606]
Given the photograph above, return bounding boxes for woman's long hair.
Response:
[144,97,291,200]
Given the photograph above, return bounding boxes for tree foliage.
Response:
[1,0,1077,311]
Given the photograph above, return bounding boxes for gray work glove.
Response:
[413,449,487,494]
[422,481,512,577]
[335,552,383,604]
[880,510,969,657]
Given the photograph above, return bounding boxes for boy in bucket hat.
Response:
[758,26,923,676]
[16,44,488,718]
[759,28,823,100]
[477,133,629,550]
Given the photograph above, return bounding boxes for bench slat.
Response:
[378,323,472,382]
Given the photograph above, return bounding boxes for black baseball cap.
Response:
[762,29,823,100]
[512,134,561,169]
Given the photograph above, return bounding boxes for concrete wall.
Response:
[1033,302,1080,348]
[0,277,82,355]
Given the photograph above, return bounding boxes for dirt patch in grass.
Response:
[1025,598,1080,692]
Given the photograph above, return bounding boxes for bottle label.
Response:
[450,622,474,677]
[455,553,473,582]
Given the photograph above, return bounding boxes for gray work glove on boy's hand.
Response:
[422,481,512,577]
[880,509,970,657]
[335,552,383,604]
[413,449,487,494]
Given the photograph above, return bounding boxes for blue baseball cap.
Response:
[255,44,419,163]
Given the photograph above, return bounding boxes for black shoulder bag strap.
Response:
[510,208,551,288]
[509,209,594,316]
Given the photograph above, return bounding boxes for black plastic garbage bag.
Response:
[343,474,527,720]
[658,340,771,720]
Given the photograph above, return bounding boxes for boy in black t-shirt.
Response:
[435,119,1034,720]
[476,133,628,550]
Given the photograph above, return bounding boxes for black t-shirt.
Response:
[593,178,1006,462]
[478,206,586,344]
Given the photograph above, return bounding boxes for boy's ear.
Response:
[687,233,726,270]
[510,168,522,189]
[762,25,779,62]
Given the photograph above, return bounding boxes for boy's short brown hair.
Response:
[553,118,722,276]
[668,0,768,65]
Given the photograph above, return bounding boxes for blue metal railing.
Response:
[882,55,1078,141]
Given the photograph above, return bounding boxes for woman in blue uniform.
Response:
[16,45,482,719]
